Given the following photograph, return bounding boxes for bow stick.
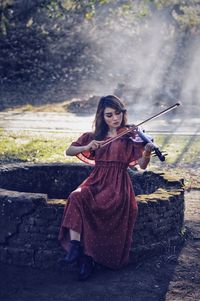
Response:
[100,102,181,148]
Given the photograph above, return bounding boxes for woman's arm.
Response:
[137,142,154,170]
[65,140,104,156]
[65,145,88,156]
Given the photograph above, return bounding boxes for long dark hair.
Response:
[93,95,127,140]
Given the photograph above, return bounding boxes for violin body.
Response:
[119,126,166,162]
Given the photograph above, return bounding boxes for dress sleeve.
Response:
[70,132,95,165]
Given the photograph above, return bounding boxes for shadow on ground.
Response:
[0,245,184,301]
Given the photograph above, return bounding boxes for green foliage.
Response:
[1,0,200,107]
[173,4,200,29]
[0,0,13,35]
[1,0,200,35]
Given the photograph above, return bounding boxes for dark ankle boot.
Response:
[64,240,82,264]
[78,254,94,281]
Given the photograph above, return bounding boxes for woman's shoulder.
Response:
[79,132,95,139]
[71,131,95,146]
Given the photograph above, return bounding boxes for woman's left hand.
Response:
[138,142,154,169]
[144,142,154,153]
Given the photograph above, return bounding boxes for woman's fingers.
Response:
[88,140,104,150]
[144,142,154,152]
[93,140,104,149]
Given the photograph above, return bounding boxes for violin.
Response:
[100,102,181,162]
[118,126,166,162]
[104,125,166,162]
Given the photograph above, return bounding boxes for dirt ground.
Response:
[0,189,199,301]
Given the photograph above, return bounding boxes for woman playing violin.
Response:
[59,95,154,281]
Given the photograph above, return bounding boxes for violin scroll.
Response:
[152,147,166,162]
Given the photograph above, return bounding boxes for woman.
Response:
[59,95,153,281]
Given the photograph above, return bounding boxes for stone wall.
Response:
[0,163,185,269]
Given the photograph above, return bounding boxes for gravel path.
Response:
[0,112,200,134]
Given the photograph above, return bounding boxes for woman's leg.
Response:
[70,229,80,241]
[65,230,82,263]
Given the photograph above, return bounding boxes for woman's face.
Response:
[103,107,123,130]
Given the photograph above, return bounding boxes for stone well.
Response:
[0,163,185,269]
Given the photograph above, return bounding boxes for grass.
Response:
[0,129,199,189]
[0,130,79,164]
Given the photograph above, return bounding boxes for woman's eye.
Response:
[115,111,121,115]
[105,114,113,118]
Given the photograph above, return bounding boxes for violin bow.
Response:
[100,102,181,148]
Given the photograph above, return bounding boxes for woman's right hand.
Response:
[86,140,104,151]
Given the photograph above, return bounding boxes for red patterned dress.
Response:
[59,131,144,269]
